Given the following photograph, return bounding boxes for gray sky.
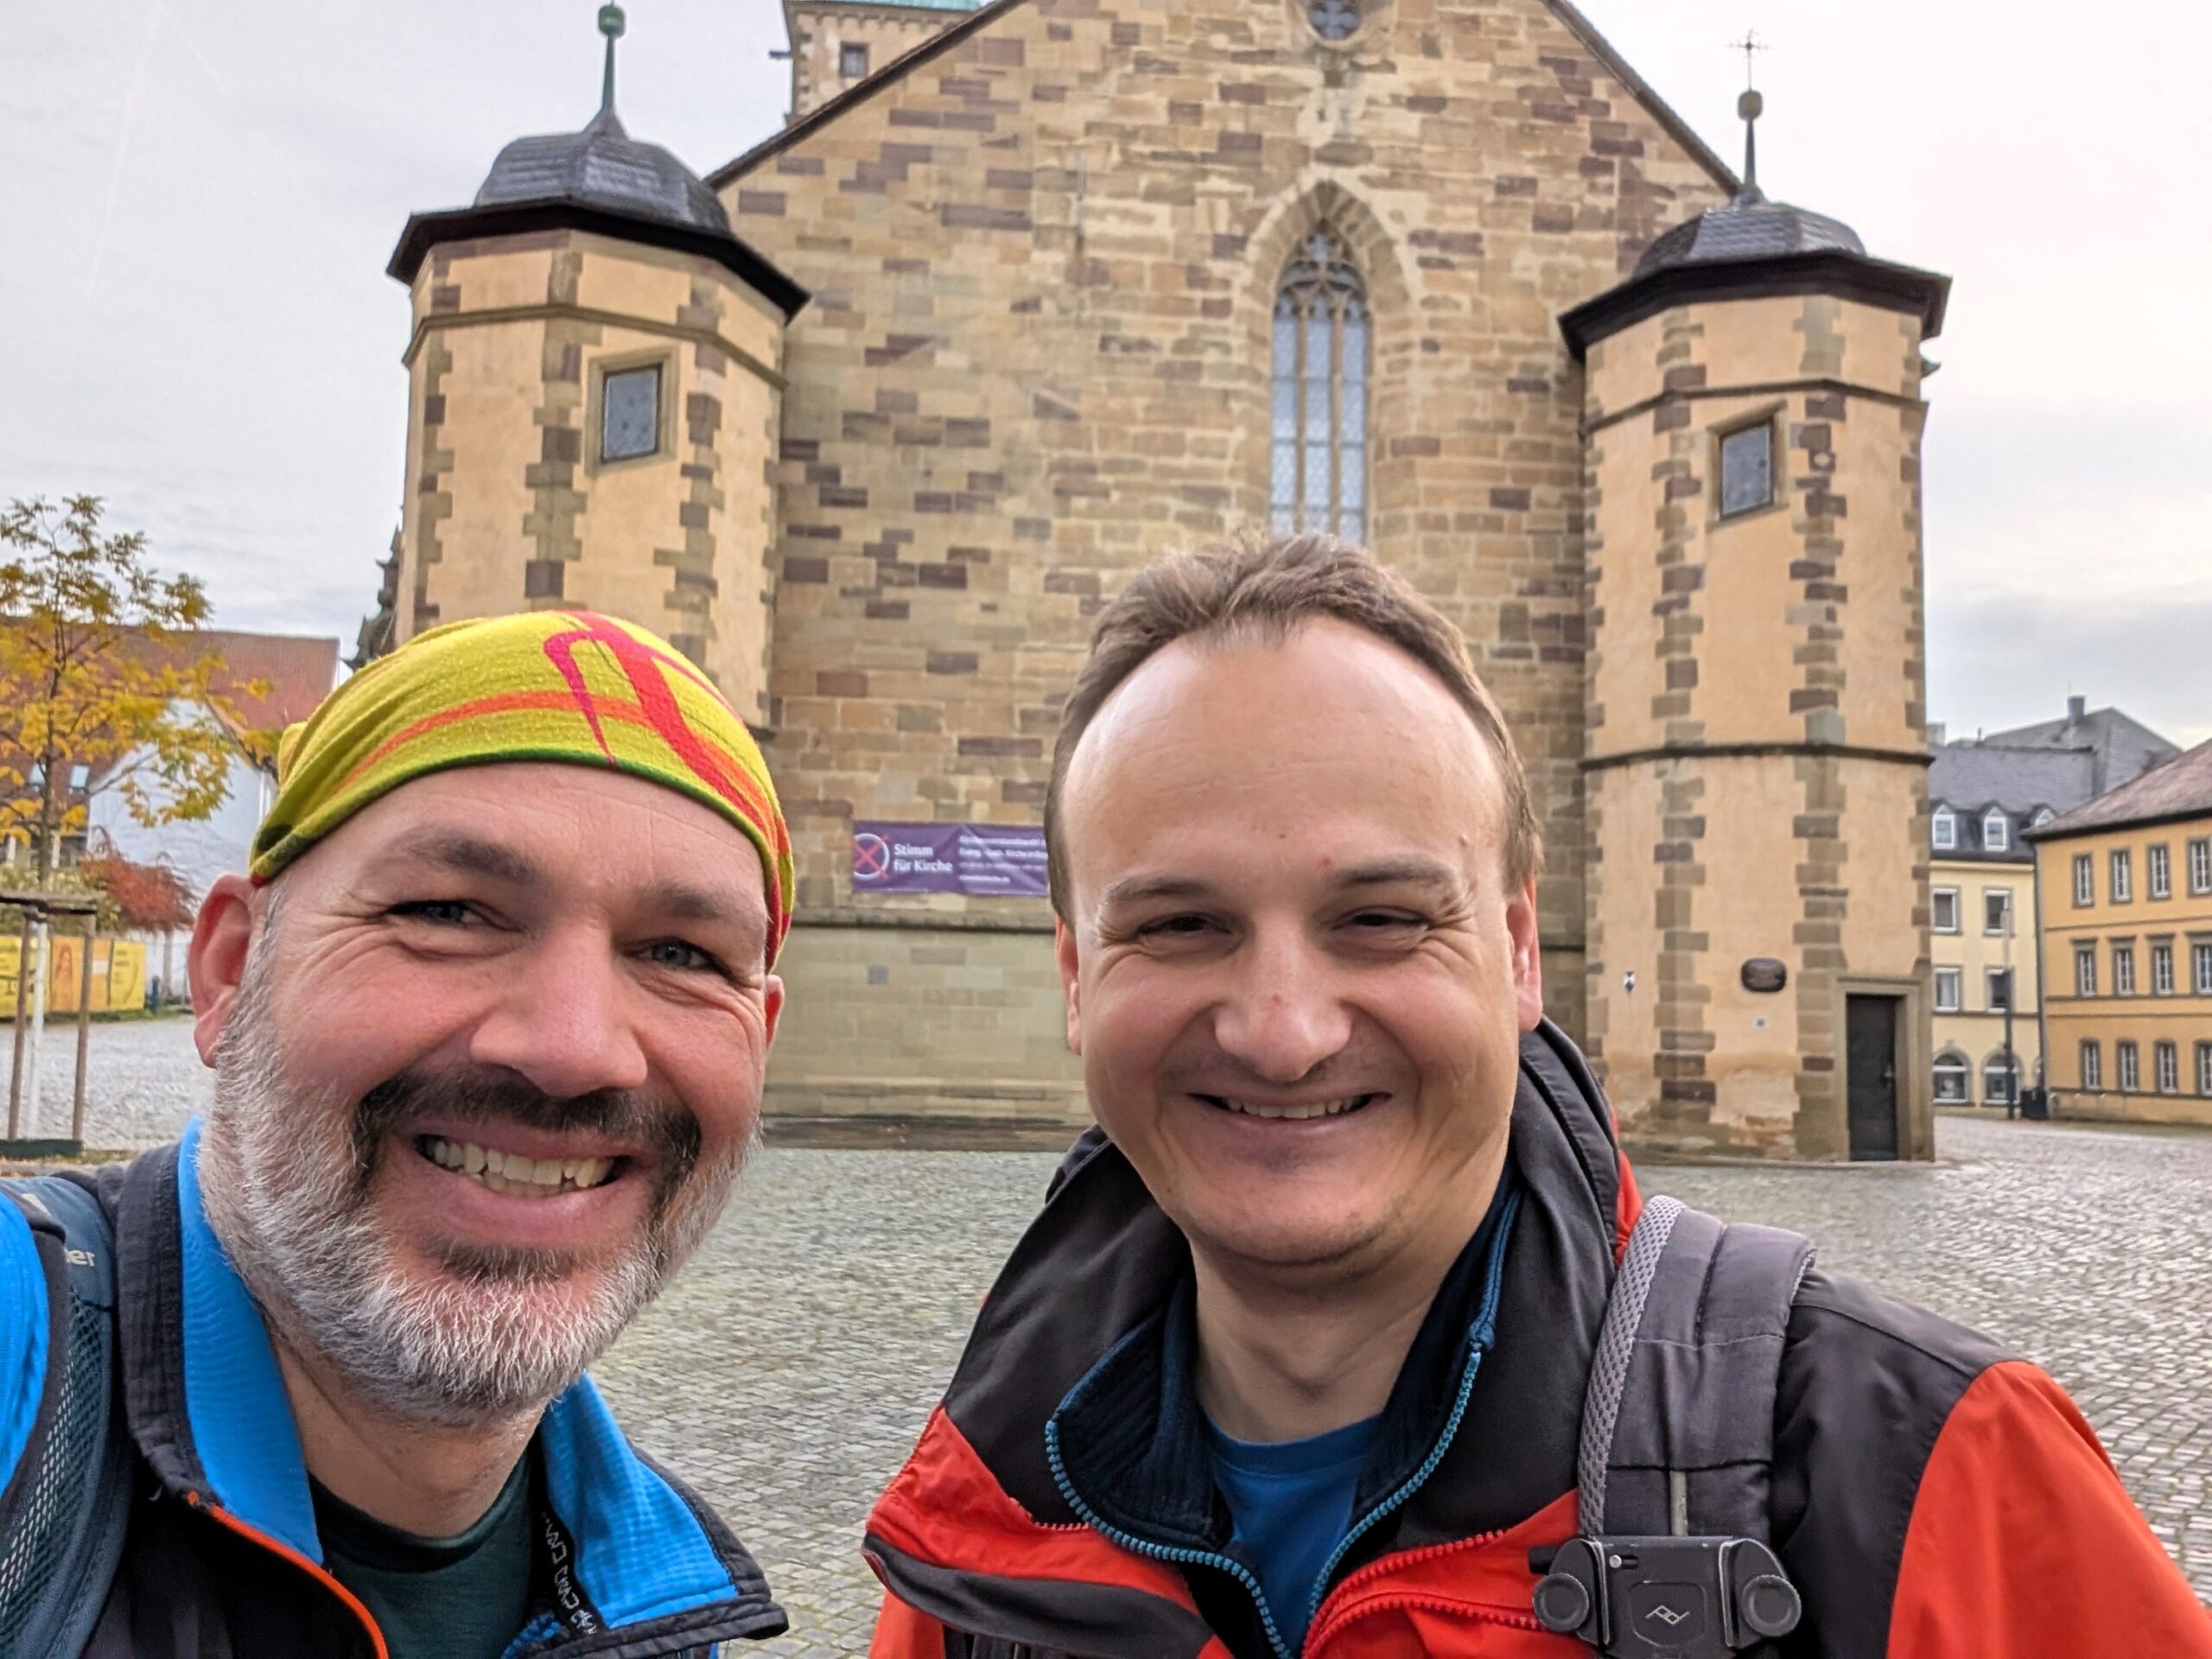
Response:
[3,0,2206,747]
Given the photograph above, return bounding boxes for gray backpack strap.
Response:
[1533,1195,1815,1656]
[0,1176,132,1659]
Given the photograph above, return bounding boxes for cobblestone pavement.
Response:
[42,1021,2212,1649]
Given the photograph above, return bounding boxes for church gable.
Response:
[715,0,1732,998]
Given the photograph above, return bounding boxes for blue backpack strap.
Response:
[0,1175,133,1658]
[1533,1194,1815,1656]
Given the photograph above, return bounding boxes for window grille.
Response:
[1308,0,1360,40]
[1272,227,1369,545]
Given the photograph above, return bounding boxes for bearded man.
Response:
[0,612,794,1658]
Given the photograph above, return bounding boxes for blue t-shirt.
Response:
[1205,1412,1380,1653]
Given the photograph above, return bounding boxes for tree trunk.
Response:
[33,749,59,884]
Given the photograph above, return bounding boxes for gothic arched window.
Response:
[1271,227,1369,544]
[1308,0,1360,41]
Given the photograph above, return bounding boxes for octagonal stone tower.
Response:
[385,14,807,721]
[1563,125,1949,1160]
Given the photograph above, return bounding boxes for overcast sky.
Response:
[3,0,2206,747]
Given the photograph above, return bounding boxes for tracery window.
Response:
[1271,227,1369,543]
[1308,0,1360,41]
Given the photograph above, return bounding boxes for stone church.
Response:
[373,0,1951,1160]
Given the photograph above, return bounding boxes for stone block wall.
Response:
[1580,290,1934,1155]
[721,0,1733,1072]
[395,231,787,719]
[785,2,978,118]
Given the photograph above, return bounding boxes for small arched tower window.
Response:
[1308,0,1360,41]
[1271,226,1369,543]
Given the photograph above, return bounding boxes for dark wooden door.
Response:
[1846,995,1900,1161]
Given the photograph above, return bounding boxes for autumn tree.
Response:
[0,496,257,884]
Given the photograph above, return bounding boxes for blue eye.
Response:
[642,939,725,975]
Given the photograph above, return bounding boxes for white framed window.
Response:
[2191,837,2212,895]
[1931,887,1960,933]
[1982,888,2012,936]
[2113,942,2136,996]
[1933,1053,1970,1102]
[2147,843,2171,899]
[1983,1054,2018,1104]
[2155,1042,2179,1094]
[1984,967,2012,1012]
[1932,809,1957,852]
[2196,941,2212,995]
[2198,1041,2212,1097]
[2117,1040,2140,1091]
[2073,853,2094,907]
[1718,421,1776,519]
[2152,943,2175,995]
[2110,848,2133,903]
[2075,944,2098,996]
[1981,809,2009,852]
[1933,967,1962,1012]
[2080,1040,2102,1090]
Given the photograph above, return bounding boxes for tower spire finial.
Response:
[1729,29,1767,194]
[598,3,627,115]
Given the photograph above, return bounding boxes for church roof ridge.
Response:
[709,0,1740,194]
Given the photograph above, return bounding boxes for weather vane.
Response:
[599,3,627,115]
[1727,29,1768,193]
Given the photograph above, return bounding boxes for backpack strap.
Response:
[0,1175,133,1659]
[1533,1194,1815,1656]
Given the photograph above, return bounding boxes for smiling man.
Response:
[0,611,794,1657]
[863,537,2210,1659]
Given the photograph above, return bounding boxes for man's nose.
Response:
[467,927,651,1100]
[1209,926,1354,1085]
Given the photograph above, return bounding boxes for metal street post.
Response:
[2001,898,2017,1120]
[73,912,96,1144]
[5,907,27,1138]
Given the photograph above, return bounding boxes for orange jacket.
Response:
[863,1032,2209,1659]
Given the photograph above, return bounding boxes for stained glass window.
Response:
[1308,0,1360,41]
[1270,227,1369,544]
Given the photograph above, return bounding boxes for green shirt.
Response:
[310,1456,537,1659]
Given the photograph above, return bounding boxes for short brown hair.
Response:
[1044,533,1542,915]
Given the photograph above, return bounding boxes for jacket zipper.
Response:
[1310,1588,1549,1653]
[183,1488,391,1659]
[1046,1186,1523,1659]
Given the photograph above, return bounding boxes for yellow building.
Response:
[2028,739,2212,1126]
[1926,704,2177,1108]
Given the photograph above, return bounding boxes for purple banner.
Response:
[850,821,1050,898]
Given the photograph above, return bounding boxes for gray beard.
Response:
[197,907,750,1428]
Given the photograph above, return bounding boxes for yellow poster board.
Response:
[0,935,149,1014]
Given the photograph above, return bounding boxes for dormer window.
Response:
[1981,810,2009,853]
[1931,808,1956,851]
[2031,807,2054,828]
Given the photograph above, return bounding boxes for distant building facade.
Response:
[1926,701,2177,1109]
[2027,738,2212,1126]
[373,0,1955,1160]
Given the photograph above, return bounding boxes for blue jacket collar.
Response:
[119,1122,784,1647]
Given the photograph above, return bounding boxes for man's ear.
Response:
[188,874,257,1069]
[1508,875,1545,1033]
[1054,916,1083,1055]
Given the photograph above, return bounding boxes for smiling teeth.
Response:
[420,1137,614,1197]
[1219,1096,1370,1121]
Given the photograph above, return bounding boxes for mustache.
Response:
[350,1068,703,1220]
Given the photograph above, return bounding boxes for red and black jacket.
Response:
[865,1025,2211,1658]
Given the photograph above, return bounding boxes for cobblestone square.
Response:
[48,1020,2212,1650]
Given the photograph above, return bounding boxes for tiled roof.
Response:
[188,632,340,734]
[1631,185,1866,279]
[1977,706,2179,797]
[2027,739,2212,840]
[1929,744,2096,821]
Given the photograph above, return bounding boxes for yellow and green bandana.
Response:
[251,611,794,962]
